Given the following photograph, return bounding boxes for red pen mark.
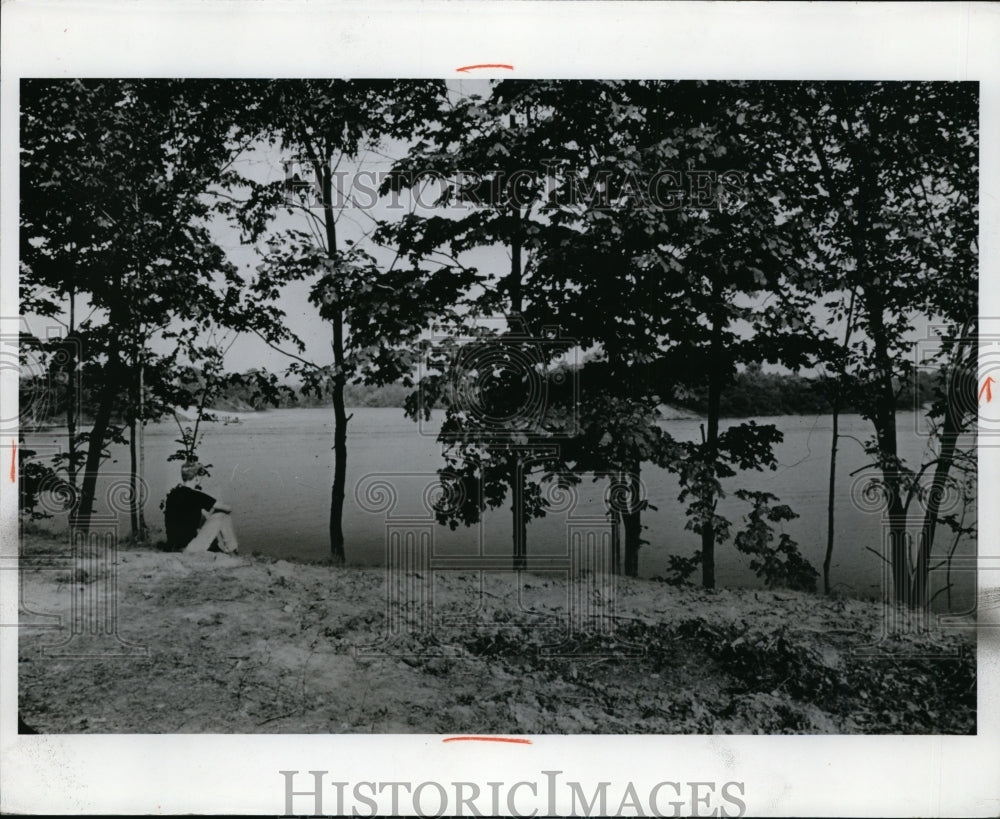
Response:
[10,440,16,483]
[456,64,514,74]
[979,375,994,404]
[443,736,531,745]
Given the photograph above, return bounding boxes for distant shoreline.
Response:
[22,402,934,434]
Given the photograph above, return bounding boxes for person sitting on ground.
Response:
[163,461,240,555]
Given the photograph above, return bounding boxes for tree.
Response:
[376,79,593,570]
[733,490,818,592]
[910,320,977,608]
[20,79,280,534]
[231,80,467,564]
[381,79,823,581]
[770,81,978,606]
[526,81,821,584]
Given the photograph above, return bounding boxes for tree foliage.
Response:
[20,79,284,531]
[228,79,470,563]
[765,81,978,605]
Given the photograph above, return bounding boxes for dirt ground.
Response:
[17,531,976,735]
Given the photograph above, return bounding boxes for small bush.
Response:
[734,490,818,592]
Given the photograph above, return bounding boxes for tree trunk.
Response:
[887,495,908,605]
[823,397,840,595]
[66,289,79,489]
[699,404,720,588]
[511,461,527,571]
[875,414,909,606]
[128,409,139,538]
[824,289,856,595]
[847,142,910,602]
[622,463,642,577]
[867,294,908,604]
[508,195,527,571]
[610,470,622,576]
[911,406,960,608]
[137,362,147,539]
[126,356,142,541]
[126,363,147,543]
[321,159,347,565]
[73,376,118,535]
[329,373,348,565]
[912,327,975,607]
[701,299,724,590]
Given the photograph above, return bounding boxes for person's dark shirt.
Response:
[164,484,216,548]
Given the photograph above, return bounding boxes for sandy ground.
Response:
[17,532,976,735]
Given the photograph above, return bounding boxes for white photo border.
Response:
[2,1,999,816]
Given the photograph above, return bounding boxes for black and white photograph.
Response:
[2,2,999,816]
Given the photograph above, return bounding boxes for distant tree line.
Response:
[209,365,947,416]
[672,365,942,418]
[19,372,411,420]
[22,366,942,420]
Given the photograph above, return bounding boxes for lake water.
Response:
[26,407,976,608]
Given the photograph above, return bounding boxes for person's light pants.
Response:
[184,512,239,554]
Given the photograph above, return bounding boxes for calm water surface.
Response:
[28,407,976,608]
